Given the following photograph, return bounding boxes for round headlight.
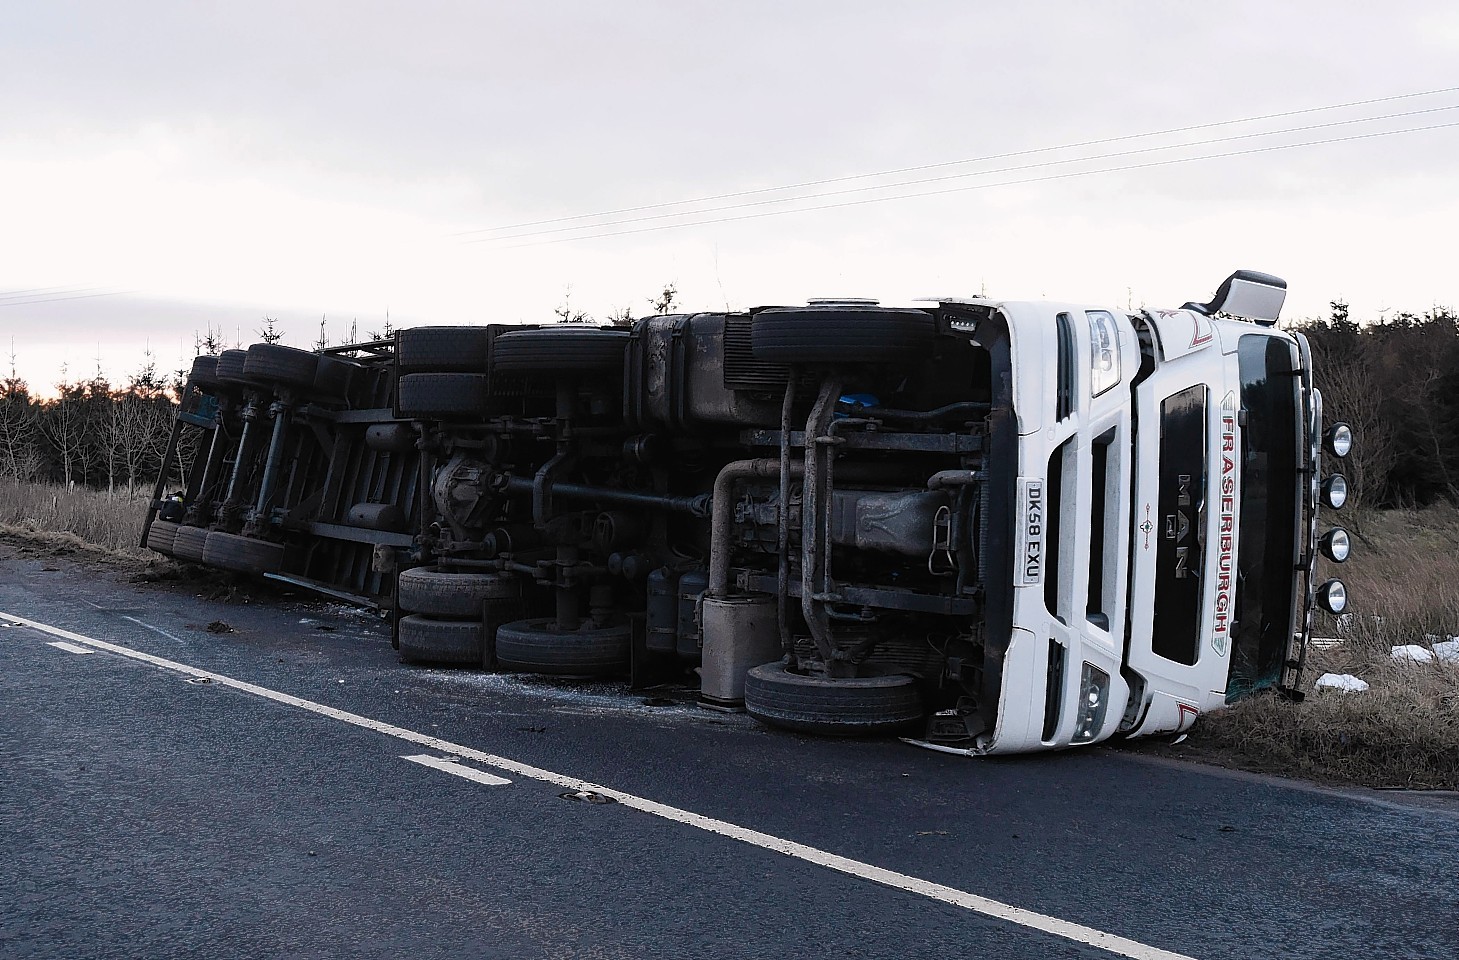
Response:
[1316,579,1348,614]
[1319,527,1351,563]
[1321,474,1349,510]
[1325,422,1353,458]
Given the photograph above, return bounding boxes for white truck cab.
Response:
[936,271,1352,755]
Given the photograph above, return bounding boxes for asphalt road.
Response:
[2,545,1456,960]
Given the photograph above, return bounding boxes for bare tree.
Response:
[0,350,39,482]
[554,287,592,324]
[651,282,678,315]
[194,324,225,356]
[365,315,396,341]
[37,371,85,487]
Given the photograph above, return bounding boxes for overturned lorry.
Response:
[142,270,1355,754]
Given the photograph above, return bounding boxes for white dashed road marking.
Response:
[3,608,1195,960]
[46,640,96,655]
[402,753,512,786]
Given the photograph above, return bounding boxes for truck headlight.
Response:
[1086,310,1122,397]
[1325,422,1353,458]
[1316,579,1348,614]
[1319,527,1351,563]
[1321,474,1348,510]
[1071,662,1111,744]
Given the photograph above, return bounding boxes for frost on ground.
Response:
[1392,644,1436,663]
[1427,636,1459,662]
[422,669,757,729]
[1390,636,1459,663]
[1315,673,1370,693]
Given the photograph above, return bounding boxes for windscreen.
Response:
[1227,335,1301,699]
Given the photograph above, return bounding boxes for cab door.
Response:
[1125,355,1238,735]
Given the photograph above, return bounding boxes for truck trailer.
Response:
[141,269,1354,754]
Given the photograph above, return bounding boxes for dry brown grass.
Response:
[1170,505,1459,789]
[0,481,156,561]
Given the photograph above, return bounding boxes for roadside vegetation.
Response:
[0,481,156,560]
[1152,505,1459,790]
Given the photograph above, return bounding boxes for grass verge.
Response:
[1140,505,1459,790]
[0,481,160,564]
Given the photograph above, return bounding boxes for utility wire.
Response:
[0,283,103,298]
[455,84,1459,237]
[467,103,1459,244]
[0,285,109,303]
[0,290,130,308]
[494,119,1459,249]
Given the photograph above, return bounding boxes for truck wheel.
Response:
[172,525,210,562]
[494,617,631,676]
[188,356,221,391]
[214,349,252,385]
[397,326,491,373]
[397,373,489,419]
[398,614,484,665]
[146,520,179,555]
[398,567,519,619]
[201,531,285,575]
[491,328,631,375]
[243,343,319,388]
[744,661,924,737]
[751,307,938,364]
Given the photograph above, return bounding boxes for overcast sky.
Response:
[3,2,1458,391]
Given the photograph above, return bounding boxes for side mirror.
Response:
[1183,270,1287,325]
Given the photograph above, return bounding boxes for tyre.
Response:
[243,343,319,388]
[491,328,631,375]
[172,525,210,562]
[189,356,221,391]
[397,326,491,374]
[398,614,483,665]
[744,661,924,737]
[146,520,179,555]
[494,617,631,676]
[214,349,251,385]
[397,373,489,419]
[398,567,519,619]
[750,306,938,364]
[202,530,285,575]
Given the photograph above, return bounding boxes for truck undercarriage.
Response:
[145,303,1021,744]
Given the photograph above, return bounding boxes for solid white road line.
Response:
[2,608,1195,960]
[402,753,512,786]
[46,640,96,655]
[120,615,188,644]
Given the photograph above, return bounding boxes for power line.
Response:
[494,119,1459,249]
[467,103,1459,244]
[0,285,109,303]
[455,84,1459,237]
[0,290,130,308]
[0,283,102,298]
